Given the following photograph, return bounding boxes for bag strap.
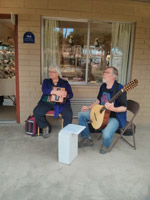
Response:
[112,81,119,97]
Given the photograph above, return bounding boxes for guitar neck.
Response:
[99,79,138,113]
[109,89,123,103]
[101,89,123,112]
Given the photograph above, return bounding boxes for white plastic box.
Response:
[58,124,85,165]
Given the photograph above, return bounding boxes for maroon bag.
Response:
[25,115,38,136]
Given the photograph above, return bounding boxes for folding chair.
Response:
[109,99,140,151]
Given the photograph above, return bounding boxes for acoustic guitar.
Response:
[90,79,138,130]
[48,87,67,104]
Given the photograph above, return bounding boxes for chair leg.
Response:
[121,136,136,149]
[121,126,136,150]
[108,123,136,151]
[132,124,136,150]
[37,127,40,136]
[108,127,128,152]
[61,118,63,128]
[108,134,122,152]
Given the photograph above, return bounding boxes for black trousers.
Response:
[0,96,4,105]
[33,101,73,128]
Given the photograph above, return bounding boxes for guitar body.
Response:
[90,104,110,130]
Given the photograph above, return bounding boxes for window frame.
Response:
[41,16,135,85]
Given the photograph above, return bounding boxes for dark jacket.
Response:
[97,81,127,128]
[40,78,73,118]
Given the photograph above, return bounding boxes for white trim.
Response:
[85,21,90,83]
[68,82,101,86]
[90,19,134,24]
[41,17,44,83]
[42,16,88,23]
[42,16,133,24]
[127,23,135,82]
[68,81,87,85]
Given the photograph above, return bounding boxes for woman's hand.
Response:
[51,89,67,98]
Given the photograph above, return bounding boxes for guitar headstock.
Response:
[123,79,138,93]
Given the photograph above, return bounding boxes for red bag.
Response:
[25,115,37,136]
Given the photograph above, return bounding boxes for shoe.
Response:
[78,138,94,148]
[42,126,50,138]
[99,144,109,154]
[39,128,43,135]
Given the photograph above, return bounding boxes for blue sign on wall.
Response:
[23,32,35,43]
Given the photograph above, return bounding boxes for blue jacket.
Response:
[40,78,73,118]
[97,81,127,128]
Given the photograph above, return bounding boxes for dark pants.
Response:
[33,101,73,128]
[0,96,4,105]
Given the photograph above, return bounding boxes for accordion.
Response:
[48,87,66,104]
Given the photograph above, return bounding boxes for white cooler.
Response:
[58,124,85,165]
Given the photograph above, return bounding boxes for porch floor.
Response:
[0,123,150,200]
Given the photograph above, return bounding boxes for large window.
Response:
[42,18,134,85]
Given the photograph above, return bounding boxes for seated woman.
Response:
[33,65,73,138]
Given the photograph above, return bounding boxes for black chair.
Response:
[109,99,140,151]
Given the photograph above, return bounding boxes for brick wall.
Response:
[0,0,150,125]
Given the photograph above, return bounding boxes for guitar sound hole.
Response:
[94,113,97,121]
[100,109,103,113]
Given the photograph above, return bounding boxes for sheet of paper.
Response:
[60,124,85,135]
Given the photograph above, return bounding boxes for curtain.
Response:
[43,20,59,79]
[111,23,132,85]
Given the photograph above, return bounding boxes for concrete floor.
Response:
[0,105,16,121]
[0,123,150,200]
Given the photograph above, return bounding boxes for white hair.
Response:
[49,65,62,77]
[105,66,118,80]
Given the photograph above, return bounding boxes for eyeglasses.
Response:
[49,71,57,74]
[103,71,112,75]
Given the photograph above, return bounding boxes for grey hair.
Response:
[49,65,62,77]
[105,66,118,80]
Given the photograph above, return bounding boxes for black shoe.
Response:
[42,127,50,138]
[78,138,94,148]
[39,128,43,134]
[48,124,52,134]
[99,144,109,154]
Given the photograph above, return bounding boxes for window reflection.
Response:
[58,21,88,82]
[88,22,111,83]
